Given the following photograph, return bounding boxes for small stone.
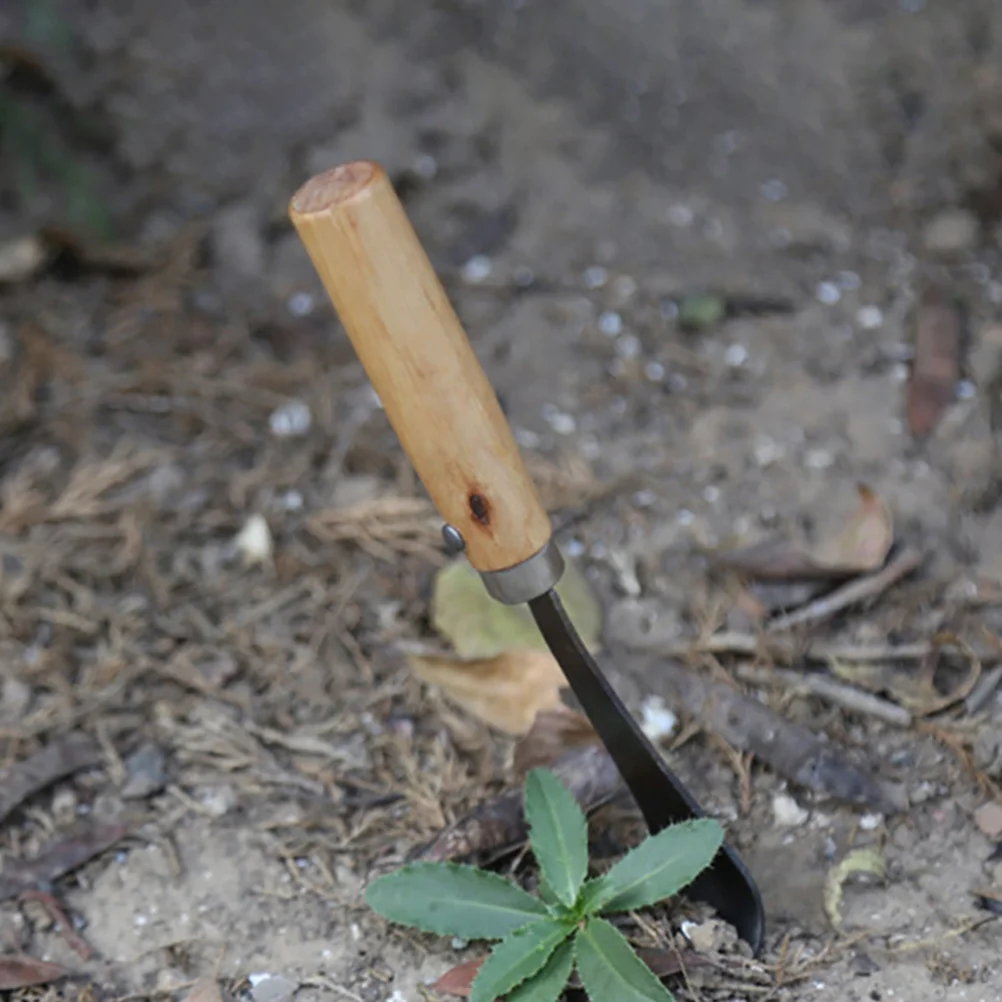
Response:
[461,255,492,284]
[773,792,809,828]
[815,281,841,305]
[598,311,623,336]
[249,974,299,1002]
[973,801,1002,839]
[582,265,608,289]
[1,675,31,720]
[51,787,78,826]
[724,343,748,367]
[680,918,728,953]
[858,813,883,831]
[0,234,48,284]
[121,743,168,800]
[200,784,238,817]
[269,400,312,437]
[922,208,978,255]
[639,696,678,742]
[234,515,273,566]
[857,306,883,329]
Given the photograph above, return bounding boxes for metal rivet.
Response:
[441,524,466,554]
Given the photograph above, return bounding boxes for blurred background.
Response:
[2,1,1002,1000]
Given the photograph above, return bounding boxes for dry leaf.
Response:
[432,557,602,660]
[823,847,887,931]
[433,958,484,998]
[716,484,893,581]
[184,977,224,1002]
[0,955,68,991]
[513,706,599,779]
[408,648,567,735]
[907,284,963,439]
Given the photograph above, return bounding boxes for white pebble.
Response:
[644,360,665,381]
[280,489,304,511]
[269,400,312,437]
[667,204,694,227]
[724,343,748,367]
[547,411,577,435]
[234,515,273,565]
[598,311,623,336]
[514,427,541,449]
[773,792,809,828]
[859,812,884,831]
[889,363,909,385]
[286,292,315,317]
[857,305,883,329]
[816,281,841,305]
[754,437,785,467]
[632,489,657,508]
[677,509,695,526]
[461,255,492,284]
[805,448,835,470]
[582,265,608,289]
[703,485,721,503]
[639,696,679,742]
[957,379,976,400]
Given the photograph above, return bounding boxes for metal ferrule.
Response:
[479,538,565,605]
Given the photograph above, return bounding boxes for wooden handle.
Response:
[289,161,552,573]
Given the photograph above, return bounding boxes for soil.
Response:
[2,1,1002,1001]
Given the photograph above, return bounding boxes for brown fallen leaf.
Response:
[513,705,599,780]
[0,732,102,825]
[715,484,893,581]
[0,821,128,901]
[907,283,963,439]
[433,947,707,998]
[407,648,568,736]
[184,976,225,1002]
[0,954,68,991]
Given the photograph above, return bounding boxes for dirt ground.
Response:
[2,1,1002,1000]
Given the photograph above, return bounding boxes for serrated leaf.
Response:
[582,819,723,915]
[507,939,575,1002]
[575,917,675,1002]
[524,769,589,909]
[365,862,548,939]
[470,919,571,1002]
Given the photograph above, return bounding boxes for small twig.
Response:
[628,630,934,665]
[767,547,924,632]
[18,889,92,960]
[888,914,997,953]
[966,664,1002,714]
[735,665,913,727]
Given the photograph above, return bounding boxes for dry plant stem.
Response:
[413,744,622,862]
[734,665,913,727]
[289,162,552,573]
[18,889,92,960]
[657,660,904,813]
[766,547,924,633]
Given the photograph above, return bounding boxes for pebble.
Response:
[0,234,48,284]
[461,255,492,283]
[680,919,725,953]
[922,208,979,255]
[200,784,238,817]
[815,281,841,305]
[234,514,273,566]
[857,306,884,329]
[582,265,608,289]
[269,400,312,437]
[772,792,809,828]
[973,801,1002,839]
[121,743,168,800]
[639,696,678,741]
[249,974,299,1002]
[724,343,748,367]
[598,311,623,336]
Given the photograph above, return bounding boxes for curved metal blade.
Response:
[529,589,765,954]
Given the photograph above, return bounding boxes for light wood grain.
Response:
[289,160,552,573]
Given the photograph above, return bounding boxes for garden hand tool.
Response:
[289,161,765,954]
